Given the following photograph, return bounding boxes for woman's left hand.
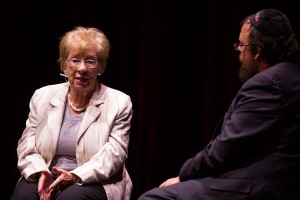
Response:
[47,166,79,199]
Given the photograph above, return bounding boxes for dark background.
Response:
[3,0,300,199]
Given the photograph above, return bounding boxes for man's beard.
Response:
[239,60,258,83]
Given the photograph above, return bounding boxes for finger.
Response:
[48,186,60,199]
[159,181,167,188]
[39,190,49,200]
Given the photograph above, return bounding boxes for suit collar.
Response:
[47,82,107,142]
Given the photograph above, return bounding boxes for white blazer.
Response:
[16,82,133,200]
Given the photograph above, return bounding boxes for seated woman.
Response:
[10,26,133,200]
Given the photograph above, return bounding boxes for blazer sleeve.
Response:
[16,87,52,181]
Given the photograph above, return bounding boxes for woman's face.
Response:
[66,48,100,95]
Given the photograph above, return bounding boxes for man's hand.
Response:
[159,176,180,188]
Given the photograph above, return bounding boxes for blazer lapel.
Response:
[78,83,105,140]
[47,84,69,153]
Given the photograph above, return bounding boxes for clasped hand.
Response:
[38,166,77,200]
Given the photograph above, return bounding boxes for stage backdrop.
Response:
[4,0,300,199]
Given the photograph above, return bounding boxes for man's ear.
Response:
[254,46,262,61]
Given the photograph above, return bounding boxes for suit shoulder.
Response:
[34,83,67,95]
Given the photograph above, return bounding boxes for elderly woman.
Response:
[10,26,132,200]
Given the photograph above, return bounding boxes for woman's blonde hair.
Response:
[58,26,110,75]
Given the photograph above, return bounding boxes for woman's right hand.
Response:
[38,170,53,200]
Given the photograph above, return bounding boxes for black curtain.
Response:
[4,0,300,199]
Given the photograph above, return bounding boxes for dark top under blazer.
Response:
[179,62,300,200]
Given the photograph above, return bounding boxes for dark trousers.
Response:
[137,178,251,200]
[10,177,107,200]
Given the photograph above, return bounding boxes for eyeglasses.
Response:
[68,58,98,69]
[234,42,252,51]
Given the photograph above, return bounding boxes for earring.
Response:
[59,70,68,82]
[64,71,68,82]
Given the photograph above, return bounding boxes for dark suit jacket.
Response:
[178,62,300,200]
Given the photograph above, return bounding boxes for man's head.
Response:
[236,9,299,82]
